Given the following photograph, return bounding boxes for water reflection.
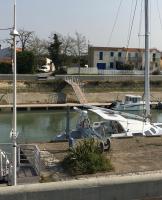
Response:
[0,109,161,143]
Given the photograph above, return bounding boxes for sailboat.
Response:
[54,0,162,142]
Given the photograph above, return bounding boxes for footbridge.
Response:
[65,76,87,104]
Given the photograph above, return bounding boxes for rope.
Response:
[127,0,134,46]
[124,0,138,64]
[138,0,143,49]
[107,0,123,46]
[0,28,12,31]
[126,0,138,49]
[156,0,162,30]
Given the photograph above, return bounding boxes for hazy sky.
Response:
[1,0,162,50]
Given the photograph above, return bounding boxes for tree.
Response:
[47,32,88,72]
[27,34,49,68]
[17,51,35,74]
[72,32,87,65]
[17,29,34,51]
[0,63,12,74]
[59,35,75,65]
[48,33,62,71]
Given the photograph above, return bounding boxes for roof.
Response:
[125,95,142,98]
[89,46,161,53]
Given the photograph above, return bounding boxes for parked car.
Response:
[38,65,51,73]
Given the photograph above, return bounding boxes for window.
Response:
[128,53,131,58]
[118,52,122,57]
[99,52,103,60]
[110,62,114,69]
[152,53,156,62]
[97,63,106,69]
[110,52,114,57]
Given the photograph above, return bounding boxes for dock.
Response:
[0,103,112,111]
[0,101,159,111]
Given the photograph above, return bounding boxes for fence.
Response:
[67,67,144,75]
[18,144,41,176]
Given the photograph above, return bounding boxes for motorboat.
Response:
[109,95,145,111]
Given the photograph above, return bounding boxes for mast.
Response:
[10,0,19,186]
[144,0,150,119]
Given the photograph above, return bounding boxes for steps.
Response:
[65,77,87,104]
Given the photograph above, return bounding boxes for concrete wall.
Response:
[1,173,162,200]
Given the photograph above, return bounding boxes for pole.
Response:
[144,0,150,119]
[10,0,19,186]
[66,106,70,140]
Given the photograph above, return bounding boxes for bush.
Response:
[61,139,113,175]
[17,51,36,74]
[152,70,160,75]
[0,63,12,74]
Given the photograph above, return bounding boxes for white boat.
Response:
[88,106,162,137]
[54,106,162,142]
[110,95,145,111]
[54,0,162,142]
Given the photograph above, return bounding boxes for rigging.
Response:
[107,0,123,46]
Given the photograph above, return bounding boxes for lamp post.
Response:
[10,0,19,186]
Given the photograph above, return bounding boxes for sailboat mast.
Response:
[144,0,150,119]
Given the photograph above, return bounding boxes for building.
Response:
[88,46,161,72]
[0,46,22,64]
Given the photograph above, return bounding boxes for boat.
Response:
[109,94,145,111]
[54,105,162,143]
[54,0,162,143]
[54,107,111,152]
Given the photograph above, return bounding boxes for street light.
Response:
[10,0,19,186]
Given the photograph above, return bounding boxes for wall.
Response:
[0,173,162,200]
[67,67,144,75]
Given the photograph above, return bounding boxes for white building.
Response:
[88,46,161,72]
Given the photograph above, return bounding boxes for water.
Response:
[0,109,162,143]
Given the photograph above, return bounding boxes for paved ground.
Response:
[37,137,162,182]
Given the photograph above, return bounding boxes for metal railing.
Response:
[0,149,10,178]
[18,144,41,176]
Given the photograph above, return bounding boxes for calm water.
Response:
[1,109,162,143]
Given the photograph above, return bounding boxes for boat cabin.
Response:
[124,95,143,104]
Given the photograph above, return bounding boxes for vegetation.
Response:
[48,34,62,71]
[61,139,113,175]
[0,63,12,74]
[17,51,36,74]
[116,62,134,70]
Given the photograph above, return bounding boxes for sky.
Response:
[1,0,162,50]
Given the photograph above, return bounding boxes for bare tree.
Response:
[48,31,88,71]
[18,28,34,51]
[72,32,87,74]
[27,34,49,68]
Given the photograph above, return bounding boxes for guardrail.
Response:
[18,144,41,176]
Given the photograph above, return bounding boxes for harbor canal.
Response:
[0,109,162,143]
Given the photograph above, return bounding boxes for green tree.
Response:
[48,34,62,71]
[0,63,12,74]
[17,51,35,74]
